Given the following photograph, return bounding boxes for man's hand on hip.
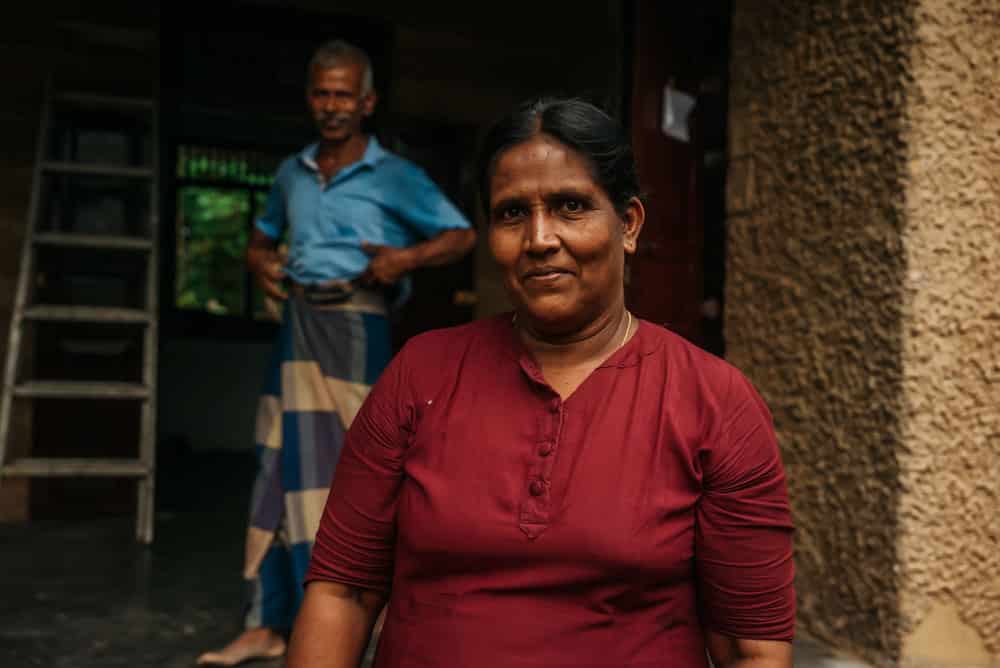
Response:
[249,252,288,300]
[247,229,288,300]
[360,242,416,287]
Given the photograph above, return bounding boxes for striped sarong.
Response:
[241,291,391,630]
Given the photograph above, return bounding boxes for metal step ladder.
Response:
[0,84,160,543]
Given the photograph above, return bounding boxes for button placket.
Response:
[518,397,564,539]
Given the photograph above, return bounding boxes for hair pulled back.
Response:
[477,98,641,218]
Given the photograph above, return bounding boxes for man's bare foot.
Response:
[197,628,286,666]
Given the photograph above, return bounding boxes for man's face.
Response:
[306,62,375,143]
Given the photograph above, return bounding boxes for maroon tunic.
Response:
[307,315,795,667]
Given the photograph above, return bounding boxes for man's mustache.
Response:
[319,114,352,124]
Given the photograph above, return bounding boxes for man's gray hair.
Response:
[307,39,374,95]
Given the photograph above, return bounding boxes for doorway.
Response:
[627,0,731,356]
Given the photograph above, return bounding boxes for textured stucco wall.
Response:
[726,2,914,663]
[727,0,1000,666]
[897,0,1000,664]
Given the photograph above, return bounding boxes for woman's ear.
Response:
[621,196,645,255]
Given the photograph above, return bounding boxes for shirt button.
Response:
[529,480,545,497]
[538,443,553,457]
[549,400,560,414]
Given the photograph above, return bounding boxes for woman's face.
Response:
[487,134,643,335]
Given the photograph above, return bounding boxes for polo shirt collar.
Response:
[297,136,387,172]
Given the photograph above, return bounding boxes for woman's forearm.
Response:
[723,658,793,668]
[286,581,386,668]
[706,632,792,668]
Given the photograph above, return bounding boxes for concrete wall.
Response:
[727,1,913,662]
[727,0,999,665]
[897,0,1000,664]
[158,340,271,453]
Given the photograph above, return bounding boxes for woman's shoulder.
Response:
[394,315,511,369]
[401,314,507,349]
[638,319,731,375]
[637,319,757,408]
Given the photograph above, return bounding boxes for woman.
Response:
[289,98,795,667]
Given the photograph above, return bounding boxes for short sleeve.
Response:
[305,346,412,593]
[695,369,796,641]
[392,165,471,239]
[254,173,287,240]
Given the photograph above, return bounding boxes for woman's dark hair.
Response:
[477,97,641,218]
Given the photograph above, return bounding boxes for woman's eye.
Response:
[499,207,525,221]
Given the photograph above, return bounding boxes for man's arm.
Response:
[247,228,288,300]
[706,632,792,668]
[286,581,387,668]
[360,228,476,286]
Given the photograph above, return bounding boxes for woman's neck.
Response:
[516,304,632,369]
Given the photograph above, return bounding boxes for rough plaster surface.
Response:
[726,2,914,663]
[897,0,1000,663]
[728,0,1000,665]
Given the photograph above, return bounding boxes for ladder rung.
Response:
[24,305,152,324]
[13,381,149,400]
[56,92,154,112]
[33,232,152,251]
[41,161,153,179]
[1,457,148,478]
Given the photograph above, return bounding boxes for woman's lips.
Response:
[522,270,570,284]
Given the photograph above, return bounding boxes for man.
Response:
[198,40,475,666]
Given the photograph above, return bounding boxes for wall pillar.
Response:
[726,1,999,665]
[896,0,1000,664]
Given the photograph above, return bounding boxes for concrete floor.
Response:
[0,452,870,667]
[0,452,259,668]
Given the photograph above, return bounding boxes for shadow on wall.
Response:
[157,338,271,455]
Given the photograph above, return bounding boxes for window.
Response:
[174,145,283,321]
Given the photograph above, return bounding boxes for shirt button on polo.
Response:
[549,400,560,414]
[538,443,553,457]
[529,480,545,497]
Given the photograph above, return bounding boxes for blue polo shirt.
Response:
[256,137,471,285]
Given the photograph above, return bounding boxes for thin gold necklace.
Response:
[620,310,633,351]
[512,310,633,351]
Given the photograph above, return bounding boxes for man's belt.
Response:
[288,277,365,305]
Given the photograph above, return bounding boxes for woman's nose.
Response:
[524,211,560,254]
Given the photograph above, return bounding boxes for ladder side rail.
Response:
[136,94,160,544]
[0,77,54,478]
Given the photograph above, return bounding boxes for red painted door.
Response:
[626,0,705,346]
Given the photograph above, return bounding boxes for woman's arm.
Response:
[292,346,412,666]
[696,369,796,664]
[286,581,388,668]
[706,632,792,668]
